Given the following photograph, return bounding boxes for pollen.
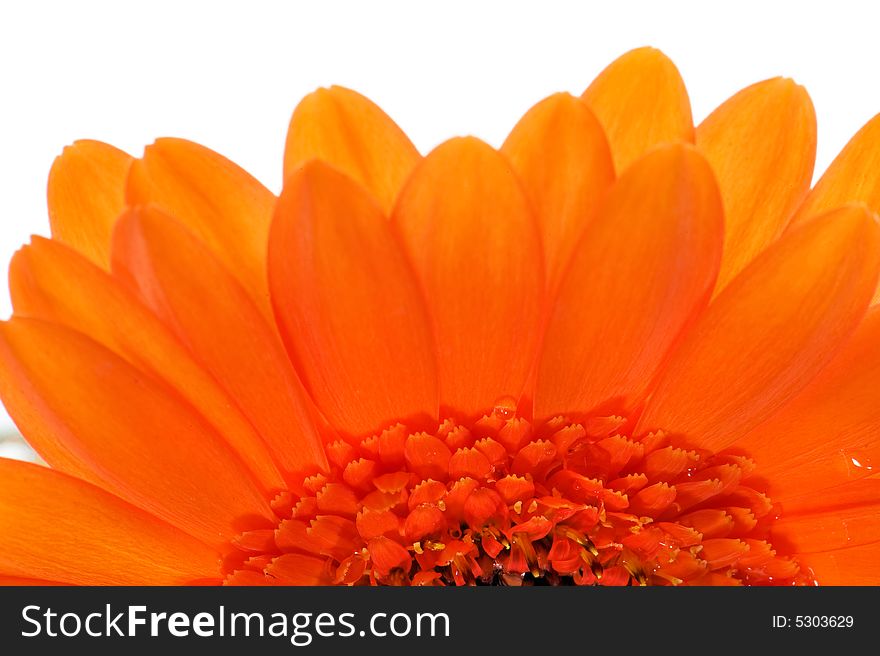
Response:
[225,406,808,586]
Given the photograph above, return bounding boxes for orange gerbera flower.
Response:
[1,47,879,586]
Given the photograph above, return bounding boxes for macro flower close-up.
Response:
[0,45,879,587]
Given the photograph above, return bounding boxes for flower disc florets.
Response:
[227,403,806,586]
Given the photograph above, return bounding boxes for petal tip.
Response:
[609,45,677,68]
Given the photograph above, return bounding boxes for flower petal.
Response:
[0,576,67,586]
[793,114,880,223]
[735,307,880,500]
[0,318,275,547]
[265,553,333,585]
[126,138,275,318]
[47,140,133,268]
[0,459,221,585]
[535,145,722,421]
[770,480,880,558]
[10,236,286,490]
[636,205,880,452]
[393,137,543,418]
[111,206,329,477]
[270,161,438,437]
[501,93,615,288]
[794,542,880,586]
[581,47,693,173]
[697,78,816,292]
[791,114,880,304]
[284,86,420,214]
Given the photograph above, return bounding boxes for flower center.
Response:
[225,405,811,586]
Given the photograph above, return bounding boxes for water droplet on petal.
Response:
[843,450,874,474]
[492,396,517,419]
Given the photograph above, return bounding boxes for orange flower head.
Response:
[1,47,880,586]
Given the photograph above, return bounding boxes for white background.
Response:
[1,0,879,442]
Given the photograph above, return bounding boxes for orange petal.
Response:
[368,536,412,576]
[636,205,880,452]
[697,78,816,291]
[393,137,543,418]
[47,140,133,268]
[736,307,880,500]
[111,206,328,477]
[794,541,880,585]
[0,576,67,586]
[0,459,220,585]
[535,145,722,420]
[10,236,286,489]
[265,553,332,585]
[269,161,438,437]
[501,93,614,288]
[125,138,275,318]
[284,86,420,214]
[581,47,693,173]
[0,318,275,547]
[793,114,880,223]
[791,114,880,304]
[771,480,880,556]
